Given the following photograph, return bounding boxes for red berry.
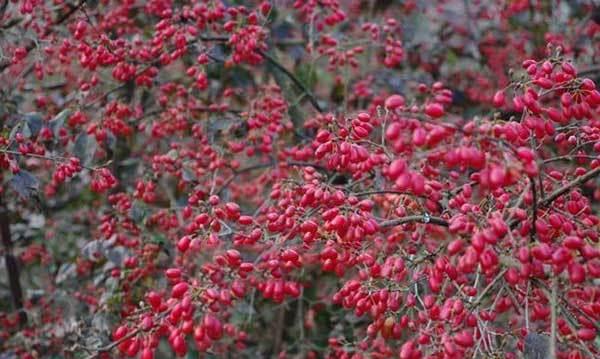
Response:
[424,103,444,118]
[385,94,405,110]
[171,282,189,299]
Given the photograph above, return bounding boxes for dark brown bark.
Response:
[0,196,26,324]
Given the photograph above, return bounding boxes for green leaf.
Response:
[294,63,317,91]
[130,201,147,225]
[73,133,97,166]
[182,166,197,182]
[446,50,458,66]
[23,112,43,137]
[9,170,39,199]
[55,263,76,284]
[49,109,71,139]
[166,149,178,160]
[7,122,22,145]
[149,233,168,246]
[105,246,127,267]
[81,240,103,262]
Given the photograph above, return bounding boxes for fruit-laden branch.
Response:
[0,149,98,171]
[83,327,142,359]
[382,167,600,231]
[539,166,600,207]
[0,196,26,325]
[510,166,600,230]
[0,0,88,72]
[215,161,330,196]
[380,215,449,228]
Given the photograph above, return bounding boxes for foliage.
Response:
[0,0,599,358]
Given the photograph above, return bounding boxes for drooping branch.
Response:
[196,35,323,114]
[532,278,600,332]
[258,49,324,114]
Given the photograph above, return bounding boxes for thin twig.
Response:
[196,33,323,129]
[542,155,598,164]
[258,50,324,113]
[470,268,508,308]
[380,215,449,228]
[0,149,99,171]
[532,278,600,331]
[550,276,558,359]
[216,162,276,195]
[530,179,538,242]
[354,190,425,199]
[509,166,600,229]
[216,160,326,195]
[539,166,600,207]
[83,328,141,359]
[578,65,600,77]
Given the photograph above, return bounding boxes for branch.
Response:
[55,0,87,25]
[530,179,538,242]
[83,327,141,359]
[197,36,323,115]
[0,195,26,325]
[354,190,426,199]
[215,162,275,195]
[215,161,327,195]
[380,215,449,228]
[0,0,9,23]
[532,278,600,332]
[258,50,324,113]
[272,305,285,355]
[539,166,600,208]
[0,149,99,171]
[510,166,600,230]
[578,65,600,77]
[198,35,229,42]
[531,278,596,357]
[0,0,87,73]
[550,276,558,359]
[470,268,508,308]
[542,155,598,164]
